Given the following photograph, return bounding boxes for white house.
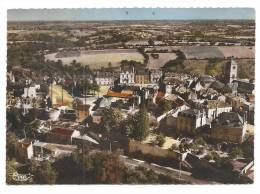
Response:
[205,100,232,120]
[22,85,40,98]
[120,64,135,84]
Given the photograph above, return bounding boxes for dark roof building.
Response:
[210,80,225,92]
[233,80,255,94]
[211,112,246,143]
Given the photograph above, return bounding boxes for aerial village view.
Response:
[6,8,255,184]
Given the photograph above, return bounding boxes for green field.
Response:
[45,49,144,69]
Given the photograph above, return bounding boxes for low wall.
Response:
[128,139,187,161]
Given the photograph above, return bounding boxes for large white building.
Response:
[94,71,118,86]
[150,69,162,84]
[120,64,135,84]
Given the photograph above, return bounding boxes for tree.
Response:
[130,105,149,141]
[112,99,125,109]
[35,161,58,184]
[54,151,127,184]
[163,50,186,72]
[156,133,166,147]
[205,151,220,161]
[6,131,18,159]
[6,107,22,131]
[159,99,172,113]
[148,38,155,46]
[52,151,176,184]
[91,81,100,95]
[217,158,233,171]
[156,35,163,41]
[230,147,243,159]
[72,97,83,109]
[6,159,17,184]
[24,119,40,139]
[108,62,112,70]
[53,154,83,184]
[94,153,126,184]
[101,107,123,134]
[194,137,206,146]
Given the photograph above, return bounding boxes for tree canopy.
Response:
[126,105,149,141]
[101,107,123,134]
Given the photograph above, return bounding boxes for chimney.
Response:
[243,111,247,124]
[138,96,141,105]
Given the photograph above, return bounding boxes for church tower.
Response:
[226,58,237,83]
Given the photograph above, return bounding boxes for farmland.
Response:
[147,53,177,69]
[181,46,255,59]
[146,46,255,59]
[45,49,144,69]
[176,46,255,59]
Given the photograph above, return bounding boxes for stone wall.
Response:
[128,139,187,161]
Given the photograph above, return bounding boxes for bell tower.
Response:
[226,58,237,83]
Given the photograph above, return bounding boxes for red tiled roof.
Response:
[50,128,74,136]
[156,91,165,98]
[105,91,133,98]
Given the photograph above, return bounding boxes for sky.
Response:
[8,8,255,21]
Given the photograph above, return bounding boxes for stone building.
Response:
[205,100,232,120]
[176,108,206,134]
[210,112,246,143]
[46,128,80,145]
[135,69,150,84]
[94,71,118,86]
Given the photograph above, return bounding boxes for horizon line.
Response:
[8,19,255,22]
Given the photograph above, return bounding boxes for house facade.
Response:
[94,71,118,86]
[135,69,150,84]
[150,69,162,84]
[205,100,232,120]
[17,139,34,160]
[120,64,135,84]
[176,109,207,134]
[46,128,80,145]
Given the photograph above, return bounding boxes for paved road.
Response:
[119,155,219,184]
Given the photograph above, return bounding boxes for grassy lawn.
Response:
[49,84,73,107]
[99,85,110,96]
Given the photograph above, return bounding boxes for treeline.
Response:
[162,50,186,72]
[8,42,96,81]
[137,47,149,65]
[7,151,179,184]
